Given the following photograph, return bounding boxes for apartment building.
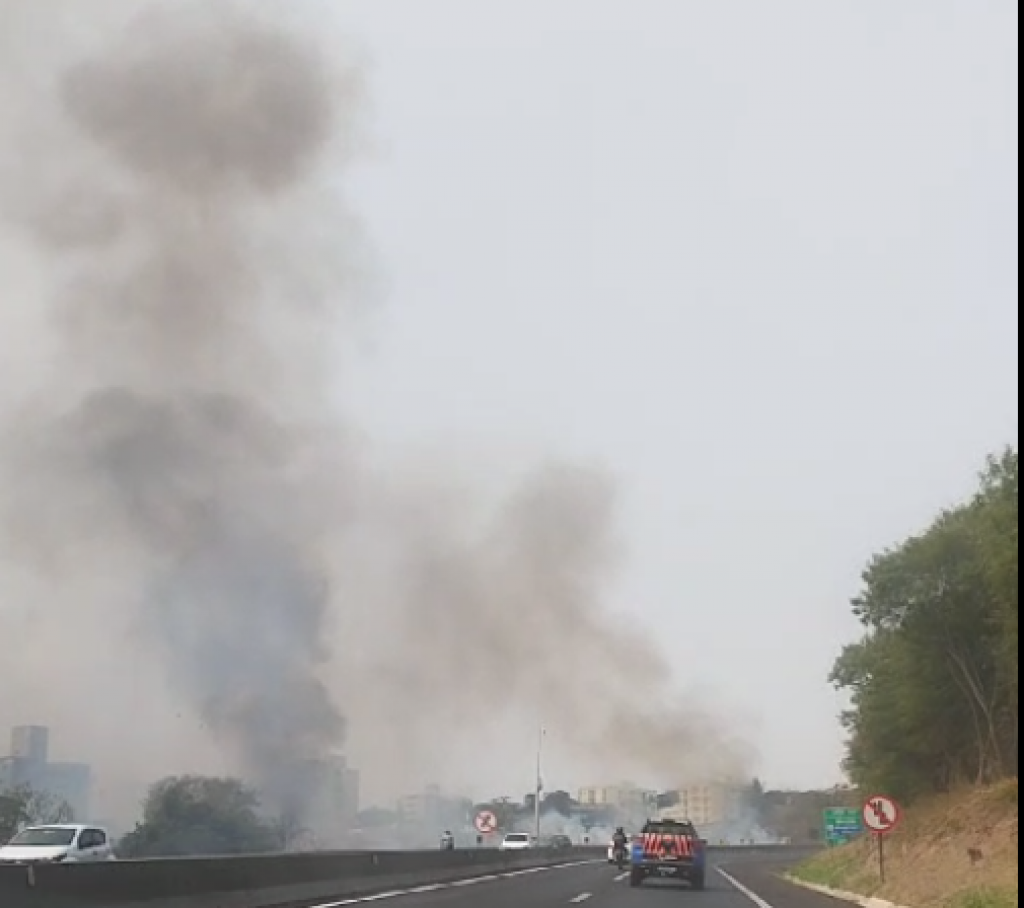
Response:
[658,783,742,826]
[577,785,658,815]
[397,785,472,832]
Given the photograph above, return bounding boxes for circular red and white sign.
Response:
[474,811,498,833]
[862,795,901,833]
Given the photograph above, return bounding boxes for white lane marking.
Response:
[717,868,775,908]
[306,860,601,906]
[613,871,628,882]
[569,895,592,902]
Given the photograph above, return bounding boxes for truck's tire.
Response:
[629,868,643,887]
[691,871,705,890]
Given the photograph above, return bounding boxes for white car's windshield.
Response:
[504,834,528,842]
[8,827,77,847]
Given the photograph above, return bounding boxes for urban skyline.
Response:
[0,725,92,820]
[0,725,362,842]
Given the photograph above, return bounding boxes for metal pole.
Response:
[534,727,544,843]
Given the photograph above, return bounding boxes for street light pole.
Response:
[534,727,545,843]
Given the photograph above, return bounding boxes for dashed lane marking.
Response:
[305,860,601,906]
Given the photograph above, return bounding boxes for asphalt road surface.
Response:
[290,853,843,908]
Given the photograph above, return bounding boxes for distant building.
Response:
[11,727,48,764]
[0,757,32,790]
[397,786,472,834]
[343,769,360,824]
[576,785,657,828]
[0,727,92,819]
[658,783,742,826]
[577,785,657,812]
[292,753,360,845]
[41,762,92,819]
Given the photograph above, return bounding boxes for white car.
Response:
[0,824,115,864]
[498,832,533,850]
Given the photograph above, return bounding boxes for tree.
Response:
[0,792,24,843]
[541,790,576,816]
[656,790,680,810]
[0,786,75,842]
[740,778,766,822]
[977,448,1017,754]
[831,447,1017,801]
[117,776,282,857]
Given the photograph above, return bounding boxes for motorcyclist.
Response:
[612,827,627,862]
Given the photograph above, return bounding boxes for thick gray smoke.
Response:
[0,1,752,823]
[0,0,363,817]
[338,465,755,796]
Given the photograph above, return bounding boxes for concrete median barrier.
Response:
[0,847,605,907]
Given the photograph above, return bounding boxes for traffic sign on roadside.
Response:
[862,795,900,834]
[474,811,497,834]
[823,807,862,845]
[862,795,900,882]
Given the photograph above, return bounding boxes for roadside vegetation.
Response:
[833,447,1015,797]
[117,775,299,857]
[794,447,1017,907]
[793,782,1015,908]
[0,786,75,842]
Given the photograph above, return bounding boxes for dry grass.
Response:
[792,781,1017,908]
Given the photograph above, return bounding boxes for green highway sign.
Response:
[823,807,862,845]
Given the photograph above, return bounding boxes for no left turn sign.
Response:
[474,811,497,833]
[862,795,900,833]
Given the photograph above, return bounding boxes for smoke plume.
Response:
[0,0,751,823]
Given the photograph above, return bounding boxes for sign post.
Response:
[823,807,862,846]
[861,795,900,881]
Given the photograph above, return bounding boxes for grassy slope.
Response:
[792,781,1017,908]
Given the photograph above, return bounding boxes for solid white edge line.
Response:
[783,874,910,908]
[717,867,775,908]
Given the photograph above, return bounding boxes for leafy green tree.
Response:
[977,448,1016,750]
[832,448,1017,801]
[117,775,281,857]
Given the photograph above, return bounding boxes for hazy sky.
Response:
[0,0,1015,818]
[327,0,1017,793]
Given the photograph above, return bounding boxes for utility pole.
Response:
[534,727,545,844]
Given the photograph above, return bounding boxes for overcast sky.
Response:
[327,0,1017,793]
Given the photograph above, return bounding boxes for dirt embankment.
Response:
[793,781,1017,908]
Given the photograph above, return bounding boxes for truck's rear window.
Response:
[641,821,696,836]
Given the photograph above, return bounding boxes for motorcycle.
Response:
[613,842,627,869]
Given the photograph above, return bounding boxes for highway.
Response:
[287,852,836,908]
